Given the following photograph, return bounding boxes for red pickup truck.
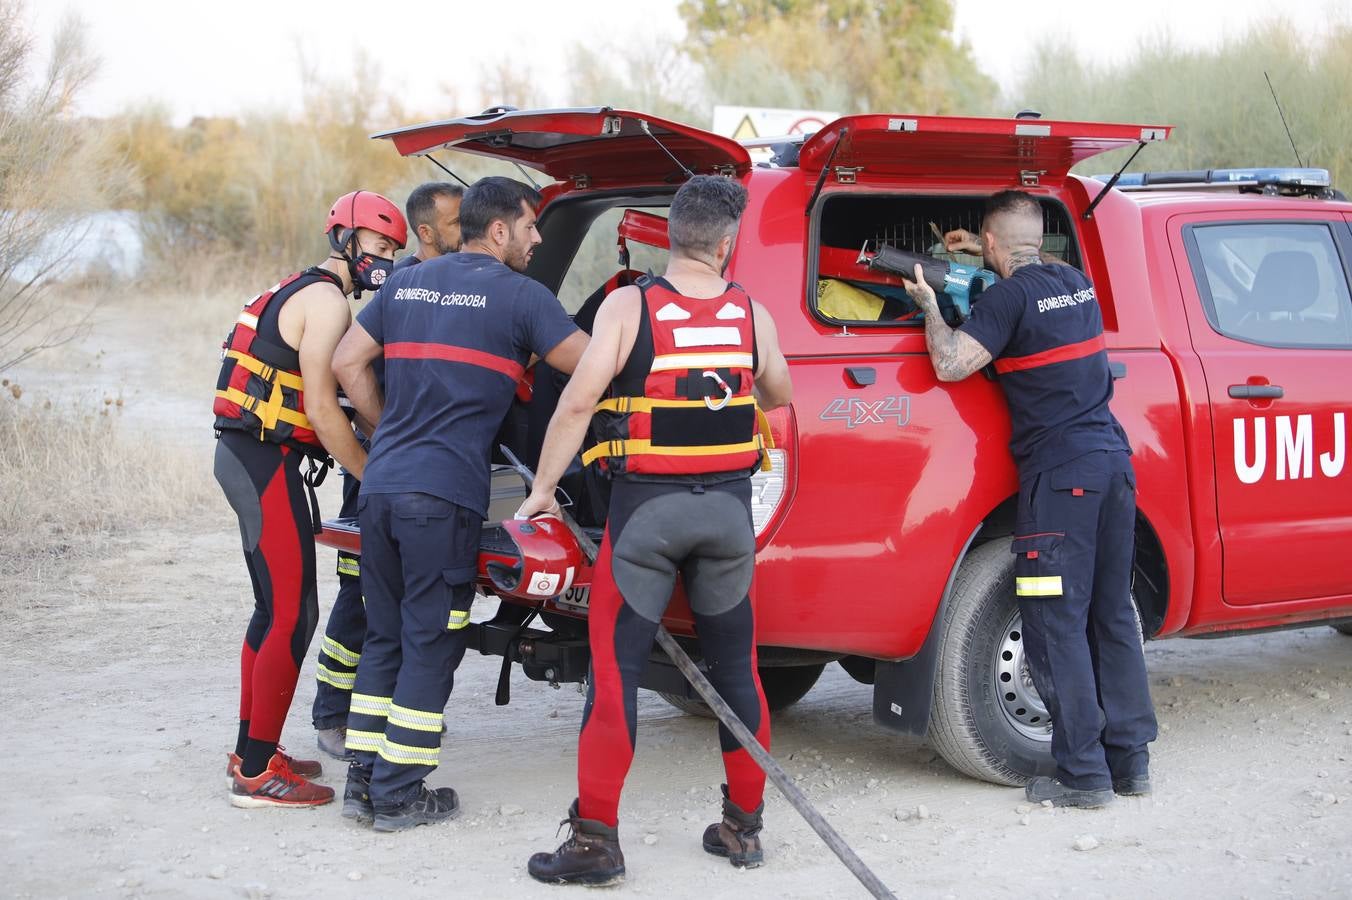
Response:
[322,107,1352,786]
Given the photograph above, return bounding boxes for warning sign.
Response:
[712,106,839,142]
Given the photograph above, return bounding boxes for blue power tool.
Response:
[858,243,997,323]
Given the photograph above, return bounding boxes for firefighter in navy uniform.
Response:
[311,182,463,760]
[331,177,587,832]
[906,190,1158,808]
[519,175,793,886]
[213,190,407,807]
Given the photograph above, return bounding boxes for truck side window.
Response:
[812,194,1081,327]
[1187,222,1352,348]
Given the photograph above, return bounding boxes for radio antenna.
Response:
[1264,71,1304,168]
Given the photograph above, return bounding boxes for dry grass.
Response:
[0,381,221,585]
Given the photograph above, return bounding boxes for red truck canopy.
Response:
[797,115,1170,182]
[373,107,752,187]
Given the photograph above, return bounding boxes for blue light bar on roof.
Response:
[1099,167,1330,187]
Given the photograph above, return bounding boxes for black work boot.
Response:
[341,764,374,825]
[527,800,626,886]
[702,784,765,868]
[372,783,461,833]
[1025,776,1114,809]
[1112,774,1152,796]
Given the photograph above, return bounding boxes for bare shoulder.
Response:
[293,279,350,323]
[596,284,642,324]
[750,299,781,336]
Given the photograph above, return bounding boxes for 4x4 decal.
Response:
[820,395,911,428]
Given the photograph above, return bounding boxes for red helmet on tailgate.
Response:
[488,516,585,601]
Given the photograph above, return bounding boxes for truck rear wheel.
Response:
[1333,623,1352,636]
[658,662,826,718]
[927,539,1056,786]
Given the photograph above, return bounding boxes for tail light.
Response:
[752,405,796,540]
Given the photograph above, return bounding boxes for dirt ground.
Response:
[3,293,1351,899]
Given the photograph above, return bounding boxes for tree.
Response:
[0,0,128,371]
[564,38,704,125]
[678,0,995,115]
[1013,21,1352,189]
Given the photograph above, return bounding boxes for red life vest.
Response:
[583,277,770,479]
[213,268,340,455]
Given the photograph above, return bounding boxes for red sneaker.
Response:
[229,755,334,809]
[226,746,323,783]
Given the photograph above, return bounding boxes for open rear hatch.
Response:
[373,107,752,189]
[798,114,1170,184]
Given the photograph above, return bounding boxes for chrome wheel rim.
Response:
[992,608,1052,742]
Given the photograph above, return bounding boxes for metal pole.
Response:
[503,447,896,898]
[653,627,897,900]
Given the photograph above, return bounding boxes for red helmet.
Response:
[487,516,585,601]
[326,190,407,250]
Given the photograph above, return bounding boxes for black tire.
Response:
[1333,623,1352,636]
[659,662,827,718]
[927,539,1056,786]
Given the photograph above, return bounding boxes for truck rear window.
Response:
[811,194,1081,327]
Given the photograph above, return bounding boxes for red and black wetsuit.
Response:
[578,276,771,827]
[213,268,338,776]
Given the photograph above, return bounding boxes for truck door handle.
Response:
[1228,384,1284,399]
[845,366,876,387]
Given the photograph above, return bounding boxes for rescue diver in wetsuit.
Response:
[213,191,407,807]
[519,175,793,885]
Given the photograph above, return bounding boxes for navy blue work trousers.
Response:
[1013,450,1158,790]
[312,470,366,729]
[345,491,480,809]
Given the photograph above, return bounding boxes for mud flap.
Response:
[871,523,983,735]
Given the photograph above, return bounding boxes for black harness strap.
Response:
[494,602,544,706]
[301,454,332,535]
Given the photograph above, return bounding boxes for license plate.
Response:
[554,586,590,612]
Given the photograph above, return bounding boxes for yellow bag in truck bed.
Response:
[817,278,884,321]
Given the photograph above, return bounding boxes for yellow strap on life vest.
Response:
[584,396,777,471]
[581,434,766,467]
[226,350,305,390]
[755,404,775,471]
[215,387,314,432]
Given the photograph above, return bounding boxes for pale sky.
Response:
[22,0,1352,123]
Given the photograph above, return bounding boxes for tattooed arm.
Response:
[903,263,994,383]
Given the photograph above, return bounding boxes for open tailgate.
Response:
[798,114,1171,183]
[373,107,752,188]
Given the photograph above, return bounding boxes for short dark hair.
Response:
[405,182,463,233]
[668,175,748,256]
[459,177,542,243]
[984,189,1042,224]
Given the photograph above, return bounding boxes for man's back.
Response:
[357,252,575,516]
[959,263,1129,474]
